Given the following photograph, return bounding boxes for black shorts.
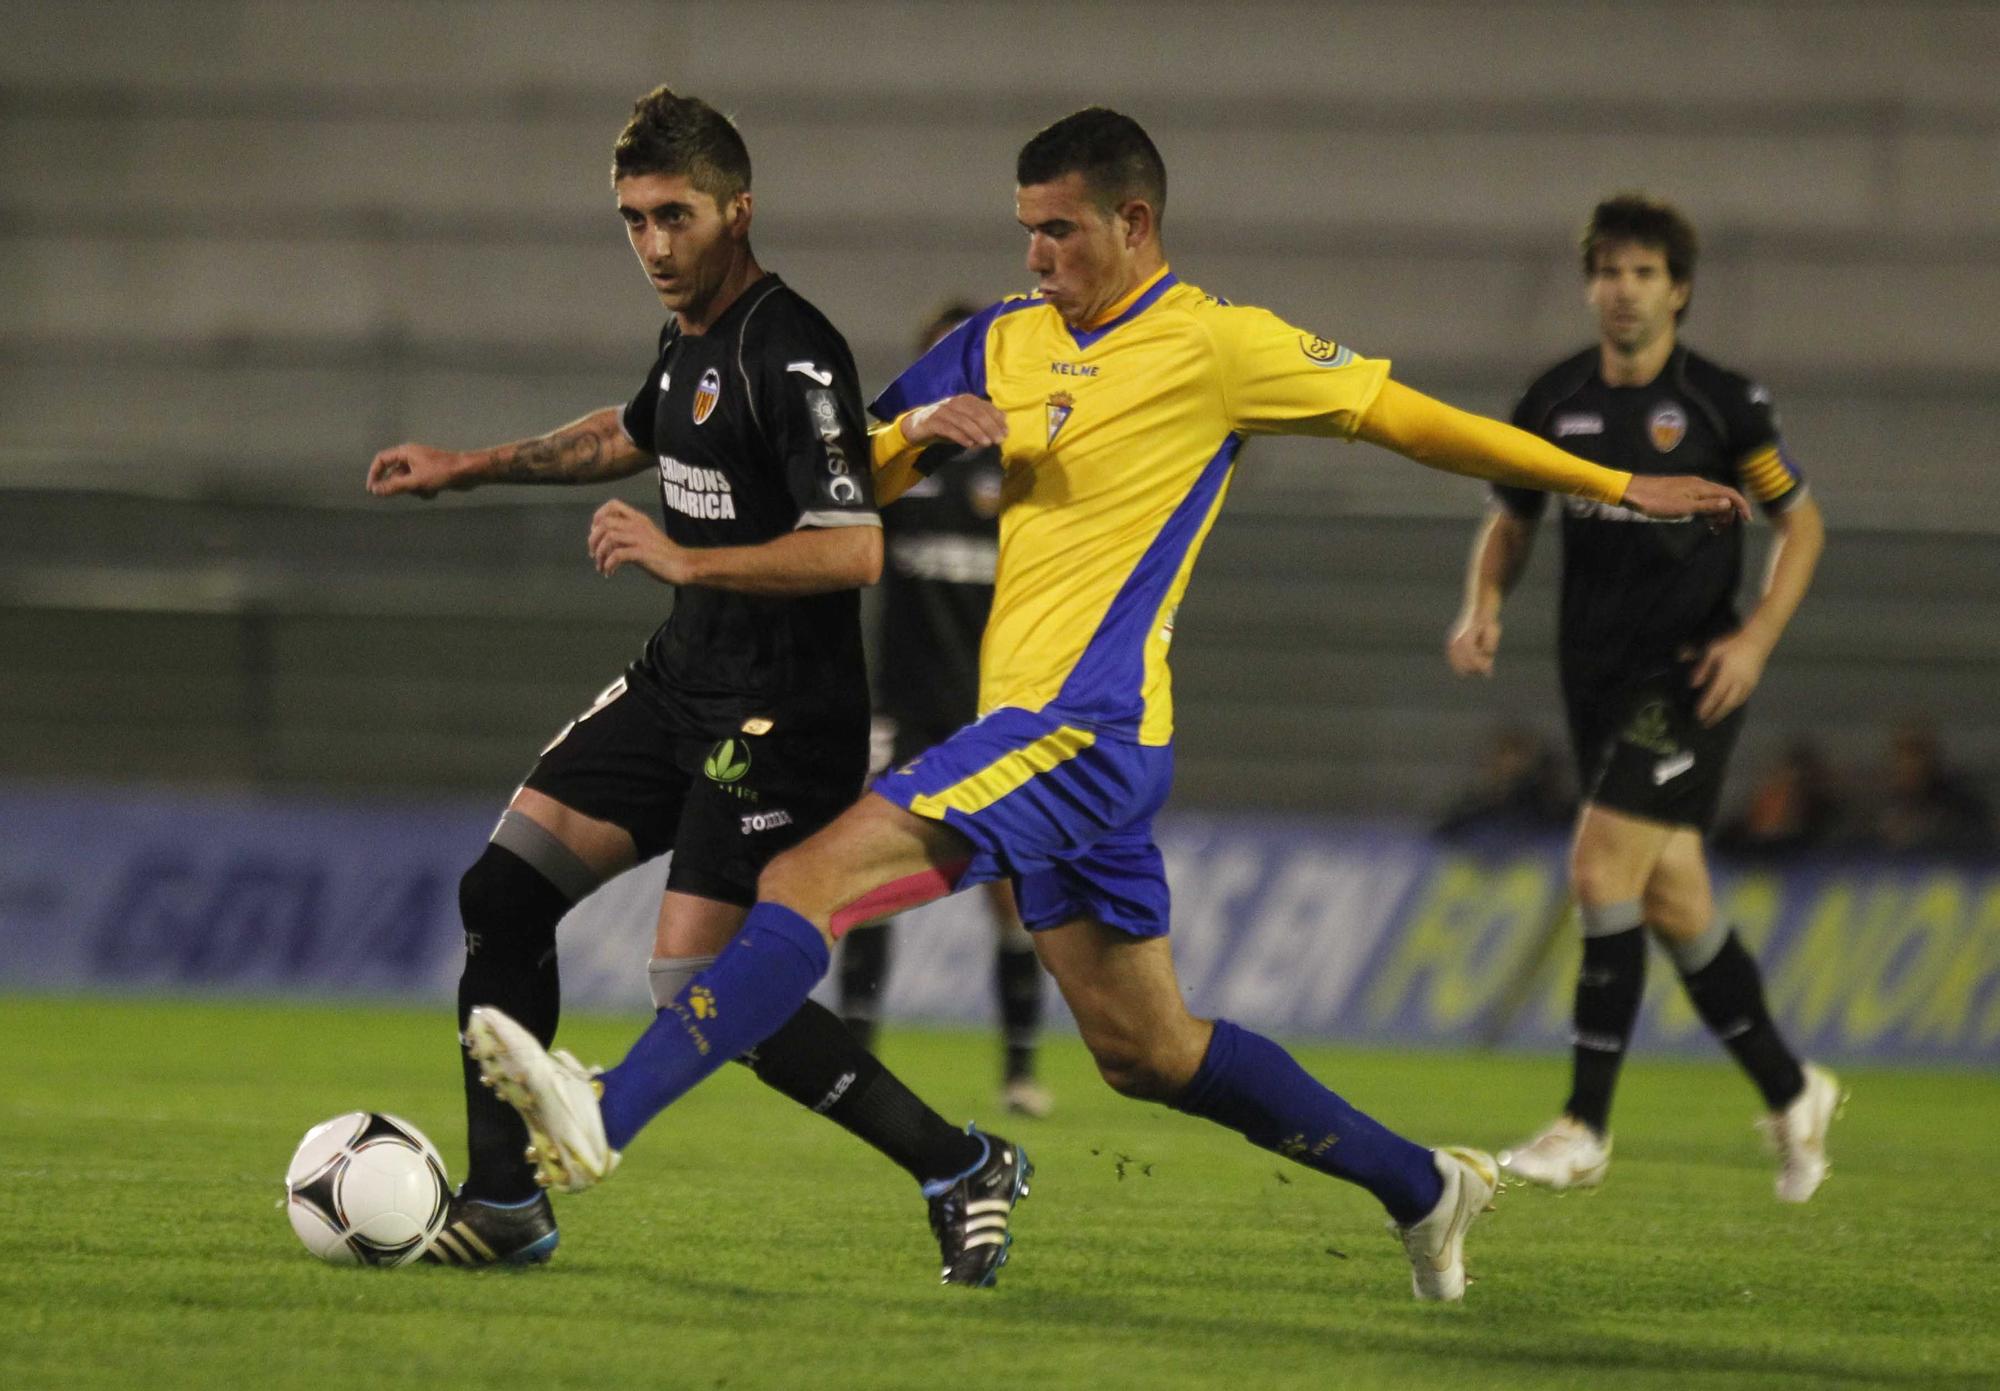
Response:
[1565,660,1746,831]
[521,674,867,906]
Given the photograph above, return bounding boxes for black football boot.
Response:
[925,1126,1033,1287]
[423,1190,559,1266]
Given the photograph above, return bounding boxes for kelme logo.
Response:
[704,738,751,783]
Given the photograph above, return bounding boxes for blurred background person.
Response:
[838,302,1053,1119]
[1714,737,1847,857]
[1866,718,1995,855]
[1433,723,1575,836]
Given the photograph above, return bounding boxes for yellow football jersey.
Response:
[871,268,1387,746]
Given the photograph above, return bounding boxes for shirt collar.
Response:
[1066,265,1177,350]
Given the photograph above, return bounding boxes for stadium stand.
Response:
[3,0,1997,812]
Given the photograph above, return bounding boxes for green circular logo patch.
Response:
[704,738,751,783]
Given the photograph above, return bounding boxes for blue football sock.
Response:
[1172,1019,1443,1225]
[597,902,830,1151]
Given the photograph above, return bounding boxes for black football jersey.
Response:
[618,275,878,737]
[875,449,1005,732]
[1495,344,1806,696]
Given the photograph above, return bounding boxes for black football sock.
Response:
[1673,926,1807,1111]
[995,938,1044,1082]
[1563,902,1648,1136]
[837,921,891,1053]
[747,999,984,1183]
[456,829,591,1202]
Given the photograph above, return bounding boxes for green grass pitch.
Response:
[2,997,1994,1390]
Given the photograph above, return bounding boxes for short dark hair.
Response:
[612,86,751,203]
[917,301,981,355]
[1582,193,1698,319]
[1016,107,1166,223]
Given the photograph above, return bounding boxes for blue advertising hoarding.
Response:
[4,785,1994,1064]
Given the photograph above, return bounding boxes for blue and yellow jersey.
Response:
[870,267,1387,747]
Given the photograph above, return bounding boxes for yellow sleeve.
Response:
[869,414,925,507]
[1356,380,1631,505]
[1205,304,1391,438]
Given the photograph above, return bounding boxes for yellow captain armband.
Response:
[1737,444,1799,505]
[1356,380,1631,506]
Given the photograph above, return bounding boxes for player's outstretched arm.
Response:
[869,396,1009,506]
[587,499,882,595]
[1356,380,1749,522]
[1446,510,1537,678]
[366,407,648,499]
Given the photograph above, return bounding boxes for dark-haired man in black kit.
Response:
[366,86,1020,1279]
[838,303,1053,1120]
[1446,194,1839,1202]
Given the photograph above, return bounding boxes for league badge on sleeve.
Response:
[1648,402,1687,452]
[1298,333,1356,368]
[692,367,722,425]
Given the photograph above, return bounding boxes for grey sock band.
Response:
[648,953,719,1009]
[1579,899,1645,938]
[490,809,600,904]
[1662,919,1731,975]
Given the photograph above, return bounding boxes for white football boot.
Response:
[1000,1077,1055,1119]
[464,1006,620,1195]
[1759,1063,1843,1203]
[1497,1115,1611,1190]
[1393,1146,1499,1302]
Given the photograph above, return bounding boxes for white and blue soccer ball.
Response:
[284,1112,450,1267]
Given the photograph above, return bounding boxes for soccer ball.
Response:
[284,1112,450,1267]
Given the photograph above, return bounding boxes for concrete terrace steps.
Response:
[5,487,1997,809]
[10,229,1997,371]
[4,1,1998,808]
[7,2,1999,109]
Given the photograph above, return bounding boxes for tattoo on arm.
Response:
[483,410,645,485]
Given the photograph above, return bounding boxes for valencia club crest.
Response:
[1648,402,1686,452]
[693,367,722,425]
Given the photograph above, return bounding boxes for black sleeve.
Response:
[620,327,672,455]
[1718,372,1806,515]
[750,316,879,528]
[1491,388,1551,521]
[1718,373,1782,459]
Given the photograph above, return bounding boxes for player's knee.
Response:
[1642,865,1710,941]
[458,846,514,925]
[457,843,569,962]
[1091,1050,1171,1101]
[1569,849,1638,910]
[1643,891,1708,943]
[754,843,821,913]
[1084,1035,1188,1102]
